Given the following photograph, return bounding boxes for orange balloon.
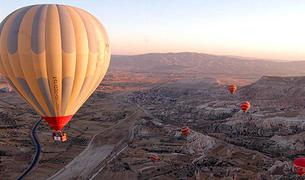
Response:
[228,84,237,94]
[240,101,251,113]
[181,126,190,136]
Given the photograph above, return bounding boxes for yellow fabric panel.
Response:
[74,47,111,114]
[88,14,111,95]
[90,14,111,88]
[0,55,6,76]
[64,6,89,115]
[58,6,76,114]
[0,12,18,80]
[58,5,76,78]
[8,54,23,78]
[18,6,51,116]
[0,9,44,115]
[31,5,48,78]
[70,8,98,112]
[71,9,111,114]
[45,5,62,115]
[30,5,56,116]
[61,51,75,115]
[79,11,98,77]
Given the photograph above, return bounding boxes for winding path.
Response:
[48,106,143,180]
[17,119,42,180]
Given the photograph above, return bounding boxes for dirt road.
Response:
[18,119,42,180]
[48,105,144,179]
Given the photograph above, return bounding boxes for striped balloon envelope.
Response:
[227,84,237,94]
[240,101,251,113]
[0,4,110,133]
[150,154,159,162]
[181,126,190,137]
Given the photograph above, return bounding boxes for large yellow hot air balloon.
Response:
[0,4,110,140]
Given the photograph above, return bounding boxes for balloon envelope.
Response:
[150,154,159,162]
[181,126,190,136]
[294,158,305,176]
[228,84,237,94]
[240,101,250,113]
[0,4,110,131]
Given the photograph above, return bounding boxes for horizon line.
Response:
[111,51,304,62]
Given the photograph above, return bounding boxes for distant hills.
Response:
[110,52,305,78]
[239,76,305,100]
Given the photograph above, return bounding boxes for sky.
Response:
[1,0,305,60]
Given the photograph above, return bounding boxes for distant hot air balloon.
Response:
[150,154,159,162]
[240,101,251,113]
[0,5,110,141]
[228,84,237,94]
[294,158,305,176]
[181,126,190,137]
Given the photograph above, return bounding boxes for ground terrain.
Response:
[1,53,305,179]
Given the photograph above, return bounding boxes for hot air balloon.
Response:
[228,84,237,94]
[0,5,110,142]
[240,101,251,113]
[294,158,305,176]
[150,154,159,162]
[181,126,190,137]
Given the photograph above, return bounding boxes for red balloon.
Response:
[228,84,237,94]
[150,154,159,162]
[294,158,305,176]
[181,127,190,136]
[240,101,251,113]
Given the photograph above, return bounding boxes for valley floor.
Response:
[2,75,305,179]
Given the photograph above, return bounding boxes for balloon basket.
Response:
[52,131,68,142]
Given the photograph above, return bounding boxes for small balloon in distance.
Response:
[150,154,159,162]
[228,84,237,94]
[240,101,251,113]
[181,126,190,137]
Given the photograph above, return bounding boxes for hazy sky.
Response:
[1,0,305,60]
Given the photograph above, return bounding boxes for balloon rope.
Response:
[17,118,42,180]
